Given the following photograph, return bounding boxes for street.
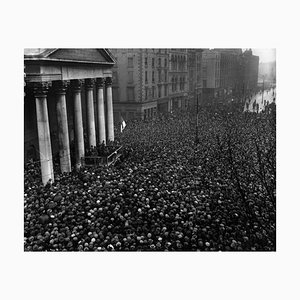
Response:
[244,87,276,113]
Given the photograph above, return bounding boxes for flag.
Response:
[120,115,126,133]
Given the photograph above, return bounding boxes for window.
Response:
[128,71,134,83]
[145,71,148,84]
[127,87,135,101]
[152,86,155,98]
[145,57,148,68]
[128,57,133,68]
[164,58,167,67]
[158,86,161,98]
[158,71,161,82]
[164,71,167,82]
[152,71,155,83]
[152,58,155,67]
[145,88,148,100]
[158,58,161,67]
[165,84,168,96]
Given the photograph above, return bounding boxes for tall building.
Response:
[201,48,259,102]
[110,49,168,121]
[166,49,189,112]
[242,49,259,92]
[187,49,203,107]
[259,61,276,83]
[110,49,192,120]
[201,49,221,102]
[24,48,115,184]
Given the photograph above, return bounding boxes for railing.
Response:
[106,146,123,166]
[82,146,123,167]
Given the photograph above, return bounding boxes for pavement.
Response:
[244,87,276,113]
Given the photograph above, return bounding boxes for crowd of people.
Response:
[24,103,276,251]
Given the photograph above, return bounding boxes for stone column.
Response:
[54,80,71,173]
[33,81,54,185]
[71,79,85,168]
[106,77,114,142]
[96,78,106,145]
[85,78,96,147]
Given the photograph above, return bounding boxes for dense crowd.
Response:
[24,103,276,251]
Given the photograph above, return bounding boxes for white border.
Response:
[1,0,300,299]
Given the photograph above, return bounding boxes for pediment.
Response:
[25,48,115,65]
[50,49,112,63]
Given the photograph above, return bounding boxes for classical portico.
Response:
[24,49,116,185]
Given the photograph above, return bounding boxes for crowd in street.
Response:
[24,103,276,251]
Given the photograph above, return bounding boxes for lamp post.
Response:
[195,87,200,144]
[262,75,265,104]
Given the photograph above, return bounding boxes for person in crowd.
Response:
[24,104,276,252]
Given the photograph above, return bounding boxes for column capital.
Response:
[53,80,70,94]
[33,81,52,97]
[105,77,112,86]
[85,78,95,90]
[71,79,84,92]
[96,77,105,88]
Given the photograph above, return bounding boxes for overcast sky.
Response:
[251,49,276,63]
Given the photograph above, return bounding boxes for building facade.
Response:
[110,48,193,120]
[201,48,259,103]
[242,49,259,92]
[166,49,189,112]
[201,49,221,102]
[24,48,116,185]
[110,49,162,122]
[187,49,203,107]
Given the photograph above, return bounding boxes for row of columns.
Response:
[32,77,114,185]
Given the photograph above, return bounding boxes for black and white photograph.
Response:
[23,48,276,252]
[2,1,300,299]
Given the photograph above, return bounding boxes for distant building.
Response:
[155,49,170,115]
[200,49,221,102]
[110,49,168,121]
[187,49,203,107]
[110,49,197,120]
[242,49,259,92]
[259,61,276,83]
[166,49,189,112]
[201,48,259,103]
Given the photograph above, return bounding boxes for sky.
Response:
[250,48,276,63]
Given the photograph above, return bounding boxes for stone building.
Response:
[201,49,221,102]
[187,49,203,107]
[242,49,259,92]
[166,49,189,112]
[110,49,191,119]
[24,48,116,185]
[201,48,258,102]
[110,49,166,121]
